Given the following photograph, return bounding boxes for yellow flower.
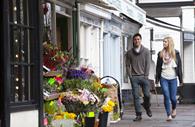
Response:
[83,101,89,105]
[54,115,63,120]
[62,112,68,116]
[61,112,77,119]
[108,100,115,107]
[93,81,102,89]
[102,105,107,112]
[102,104,112,112]
[101,100,115,112]
[68,113,77,119]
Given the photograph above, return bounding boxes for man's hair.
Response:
[133,33,142,40]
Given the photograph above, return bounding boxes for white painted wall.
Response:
[79,4,113,77]
[140,17,181,85]
[182,7,194,32]
[182,7,195,83]
[140,17,181,65]
[183,42,195,82]
[103,33,121,84]
[11,110,38,127]
[140,8,195,83]
[80,23,101,76]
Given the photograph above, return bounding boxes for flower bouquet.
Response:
[43,42,76,70]
[101,98,115,113]
[61,89,100,114]
[98,98,116,127]
[44,96,77,127]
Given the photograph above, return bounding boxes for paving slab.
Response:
[110,95,195,127]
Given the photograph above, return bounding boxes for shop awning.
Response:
[79,0,146,25]
[78,0,117,10]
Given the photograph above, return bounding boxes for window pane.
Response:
[9,0,34,103]
[9,0,28,25]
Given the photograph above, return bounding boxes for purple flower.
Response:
[66,69,88,79]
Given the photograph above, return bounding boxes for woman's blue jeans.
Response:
[160,77,177,116]
[130,76,151,116]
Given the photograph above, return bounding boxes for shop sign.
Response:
[80,15,101,27]
[104,20,121,35]
[183,32,194,42]
[103,0,146,24]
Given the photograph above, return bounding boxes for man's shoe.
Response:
[142,103,152,117]
[133,116,142,121]
[146,108,152,117]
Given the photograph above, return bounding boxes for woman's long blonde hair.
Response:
[160,36,176,60]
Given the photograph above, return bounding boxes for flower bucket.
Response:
[51,119,74,127]
[98,112,108,127]
[85,117,95,127]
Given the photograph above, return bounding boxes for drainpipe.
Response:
[73,0,80,64]
[77,2,80,65]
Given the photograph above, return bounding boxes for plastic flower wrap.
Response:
[61,89,100,114]
[43,74,65,93]
[101,97,115,112]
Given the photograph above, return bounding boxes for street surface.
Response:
[110,94,195,127]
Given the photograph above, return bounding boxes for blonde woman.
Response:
[155,36,183,121]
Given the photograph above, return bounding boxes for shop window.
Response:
[123,36,132,83]
[43,2,72,51]
[9,0,40,109]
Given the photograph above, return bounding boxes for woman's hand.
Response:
[155,80,159,85]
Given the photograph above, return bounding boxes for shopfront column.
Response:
[51,2,57,44]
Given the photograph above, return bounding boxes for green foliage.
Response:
[60,79,94,91]
[44,101,58,114]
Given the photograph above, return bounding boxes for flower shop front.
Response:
[42,43,119,127]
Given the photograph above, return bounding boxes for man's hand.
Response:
[155,80,159,85]
[144,76,148,80]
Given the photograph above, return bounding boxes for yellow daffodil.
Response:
[61,112,77,119]
[68,113,77,119]
[108,100,115,107]
[54,115,63,120]
[101,100,115,112]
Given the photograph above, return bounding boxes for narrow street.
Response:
[110,94,195,127]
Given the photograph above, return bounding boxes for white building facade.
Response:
[79,0,146,105]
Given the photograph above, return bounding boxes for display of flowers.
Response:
[61,89,100,114]
[101,97,115,112]
[42,43,114,126]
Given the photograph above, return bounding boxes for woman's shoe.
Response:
[166,115,172,121]
[172,109,176,118]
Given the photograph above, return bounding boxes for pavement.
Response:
[109,94,195,127]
